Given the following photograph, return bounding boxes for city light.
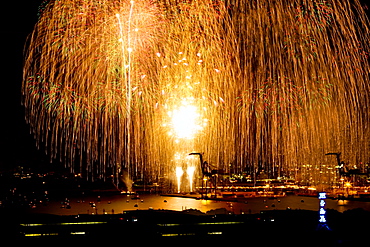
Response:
[317,192,330,230]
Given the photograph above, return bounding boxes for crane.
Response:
[326,152,369,190]
[189,152,218,198]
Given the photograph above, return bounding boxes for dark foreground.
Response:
[2,208,370,246]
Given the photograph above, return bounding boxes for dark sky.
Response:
[2,0,47,170]
[1,1,369,172]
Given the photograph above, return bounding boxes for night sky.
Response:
[1,1,369,172]
[2,0,48,170]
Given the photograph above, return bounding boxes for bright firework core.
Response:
[22,0,370,192]
[167,98,207,141]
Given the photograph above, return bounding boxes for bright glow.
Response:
[319,208,326,215]
[168,100,204,140]
[319,191,327,224]
[319,215,326,223]
[24,233,58,237]
[21,222,107,226]
[198,222,243,225]
[318,192,326,199]
[20,223,43,227]
[187,166,196,192]
[24,233,42,237]
[176,167,183,193]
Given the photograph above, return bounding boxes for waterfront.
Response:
[23,193,370,216]
[3,180,370,245]
[4,193,369,245]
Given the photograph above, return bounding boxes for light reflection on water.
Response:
[28,194,370,215]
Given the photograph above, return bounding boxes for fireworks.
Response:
[23,0,370,189]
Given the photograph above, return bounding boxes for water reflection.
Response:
[27,194,370,215]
